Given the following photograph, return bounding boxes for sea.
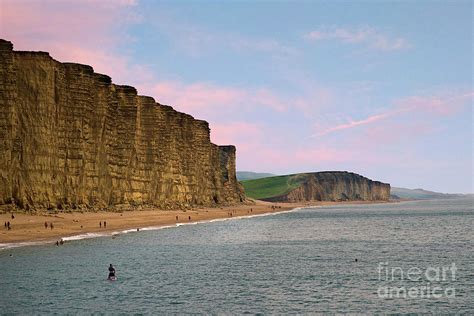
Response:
[0,198,473,314]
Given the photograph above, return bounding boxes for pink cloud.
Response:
[235,145,357,173]
[144,81,245,114]
[0,0,144,84]
[302,90,470,188]
[206,122,289,170]
[253,88,289,112]
[209,122,264,146]
[361,120,434,146]
[395,92,473,116]
[312,90,473,138]
[208,121,356,172]
[312,112,395,137]
[304,26,410,51]
[141,80,318,120]
[206,120,349,171]
[0,0,137,46]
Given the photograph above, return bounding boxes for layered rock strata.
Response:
[0,40,244,210]
[263,172,390,202]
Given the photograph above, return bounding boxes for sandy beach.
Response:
[0,200,392,246]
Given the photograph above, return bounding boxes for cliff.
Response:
[241,172,390,202]
[0,39,245,210]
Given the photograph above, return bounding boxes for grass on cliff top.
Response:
[240,174,307,200]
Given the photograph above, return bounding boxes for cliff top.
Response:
[0,38,213,133]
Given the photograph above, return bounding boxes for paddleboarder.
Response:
[108,264,116,280]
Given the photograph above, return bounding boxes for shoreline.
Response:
[0,200,393,249]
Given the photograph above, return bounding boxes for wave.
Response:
[0,240,52,250]
[61,232,109,241]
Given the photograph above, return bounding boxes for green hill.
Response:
[240,174,306,200]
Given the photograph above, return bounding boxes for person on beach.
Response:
[44,221,48,229]
[50,222,54,230]
[188,216,191,221]
[176,215,178,221]
[60,239,64,245]
[7,221,11,230]
[11,214,14,219]
[100,221,102,228]
[108,264,116,279]
[4,222,6,228]
[56,241,59,246]
[104,221,107,228]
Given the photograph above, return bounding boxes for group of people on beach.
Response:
[99,221,107,228]
[4,213,15,230]
[174,215,192,222]
[228,208,255,217]
[44,221,54,229]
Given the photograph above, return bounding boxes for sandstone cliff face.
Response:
[263,172,390,202]
[0,40,244,210]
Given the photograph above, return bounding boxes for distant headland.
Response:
[240,171,390,202]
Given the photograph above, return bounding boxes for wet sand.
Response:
[0,200,392,246]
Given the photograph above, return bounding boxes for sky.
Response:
[0,0,472,193]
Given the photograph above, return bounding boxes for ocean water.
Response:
[0,198,473,314]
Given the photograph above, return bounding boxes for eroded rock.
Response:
[262,172,390,202]
[0,40,244,210]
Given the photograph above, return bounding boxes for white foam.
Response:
[0,240,49,250]
[62,232,107,241]
[176,221,198,227]
[140,224,176,231]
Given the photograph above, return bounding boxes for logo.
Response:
[377,262,457,299]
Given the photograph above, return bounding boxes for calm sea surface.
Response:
[0,198,473,314]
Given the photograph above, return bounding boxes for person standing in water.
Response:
[108,264,116,279]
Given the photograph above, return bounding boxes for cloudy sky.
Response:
[1,0,472,193]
